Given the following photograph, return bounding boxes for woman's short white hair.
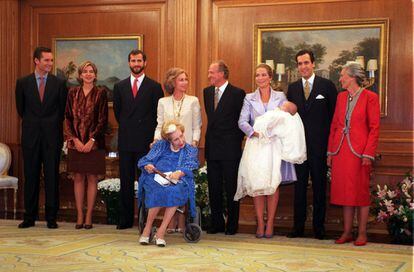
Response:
[343,61,367,87]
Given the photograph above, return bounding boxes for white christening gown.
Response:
[234,108,307,200]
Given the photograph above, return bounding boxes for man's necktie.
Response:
[39,76,45,102]
[214,87,220,110]
[304,80,310,100]
[132,78,138,98]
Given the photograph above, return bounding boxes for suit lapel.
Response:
[250,90,266,115]
[206,86,215,117]
[268,90,281,110]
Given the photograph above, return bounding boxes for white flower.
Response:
[98,178,121,192]
[199,165,207,174]
[387,190,397,198]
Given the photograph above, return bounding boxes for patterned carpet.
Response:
[0,220,412,272]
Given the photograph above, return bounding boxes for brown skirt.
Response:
[67,148,106,176]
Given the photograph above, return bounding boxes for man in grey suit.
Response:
[15,46,68,229]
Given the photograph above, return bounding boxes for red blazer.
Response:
[327,89,380,160]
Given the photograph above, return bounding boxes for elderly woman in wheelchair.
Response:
[137,120,199,247]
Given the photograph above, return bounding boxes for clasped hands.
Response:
[73,138,95,153]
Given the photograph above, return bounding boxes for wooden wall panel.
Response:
[0,0,19,144]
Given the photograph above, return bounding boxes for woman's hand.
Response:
[82,139,95,153]
[252,131,260,138]
[169,170,184,180]
[191,140,199,147]
[73,138,85,152]
[362,157,372,166]
[144,164,155,173]
[327,155,332,167]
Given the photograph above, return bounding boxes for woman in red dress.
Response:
[65,61,108,229]
[327,62,380,246]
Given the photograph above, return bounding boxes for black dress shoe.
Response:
[116,224,132,230]
[225,230,237,235]
[84,224,93,230]
[286,230,304,238]
[47,221,58,229]
[18,221,35,228]
[206,227,224,234]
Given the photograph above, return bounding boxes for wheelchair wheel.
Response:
[138,204,147,234]
[183,223,202,243]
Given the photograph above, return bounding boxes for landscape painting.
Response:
[53,36,143,105]
[255,19,389,116]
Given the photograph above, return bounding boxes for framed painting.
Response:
[53,35,143,105]
[255,19,389,116]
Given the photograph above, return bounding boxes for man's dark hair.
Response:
[295,49,315,63]
[33,46,52,62]
[128,49,146,62]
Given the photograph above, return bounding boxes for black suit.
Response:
[113,75,163,226]
[15,73,67,223]
[287,75,337,235]
[203,83,245,233]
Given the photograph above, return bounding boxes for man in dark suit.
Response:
[15,46,68,229]
[286,49,337,239]
[203,60,245,235]
[113,49,163,229]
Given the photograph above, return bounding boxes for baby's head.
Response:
[280,101,297,115]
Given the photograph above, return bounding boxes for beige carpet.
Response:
[0,220,412,271]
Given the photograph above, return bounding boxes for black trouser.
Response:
[118,150,146,226]
[22,139,61,222]
[206,159,240,232]
[293,156,327,234]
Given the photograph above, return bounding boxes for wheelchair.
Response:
[137,189,202,243]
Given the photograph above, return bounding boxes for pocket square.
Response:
[316,94,325,99]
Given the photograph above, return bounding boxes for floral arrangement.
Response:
[194,164,210,227]
[97,178,138,225]
[371,173,413,244]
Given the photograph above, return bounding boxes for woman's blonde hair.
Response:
[77,61,98,84]
[161,120,185,140]
[255,63,273,78]
[163,67,187,94]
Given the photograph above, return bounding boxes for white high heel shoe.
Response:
[155,236,166,247]
[139,236,150,245]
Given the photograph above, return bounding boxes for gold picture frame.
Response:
[254,19,389,116]
[53,35,143,106]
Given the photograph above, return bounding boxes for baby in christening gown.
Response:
[234,101,307,200]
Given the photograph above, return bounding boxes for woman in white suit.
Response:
[153,67,202,232]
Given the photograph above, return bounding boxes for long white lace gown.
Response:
[234,108,307,200]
